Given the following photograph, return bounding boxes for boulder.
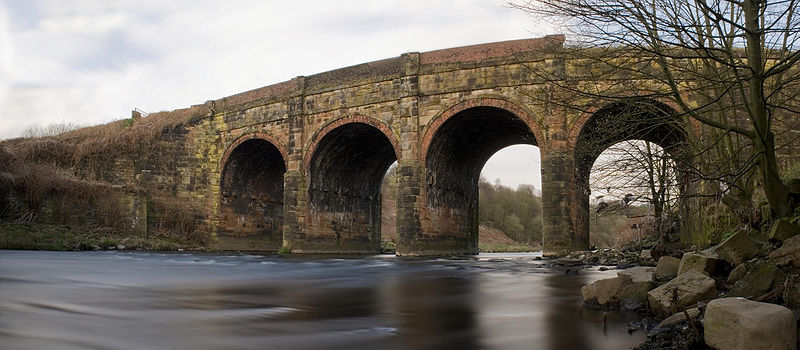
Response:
[647,270,718,317]
[581,276,630,307]
[655,256,681,281]
[783,278,800,310]
[727,261,784,298]
[556,258,583,267]
[714,231,761,266]
[704,297,796,350]
[678,252,724,276]
[617,267,656,310]
[769,219,800,242]
[769,234,800,267]
[656,307,701,328]
[640,249,652,259]
[617,266,655,283]
[726,263,746,284]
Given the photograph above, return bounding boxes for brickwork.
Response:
[22,35,797,255]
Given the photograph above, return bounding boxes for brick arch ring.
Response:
[303,115,403,172]
[420,97,547,164]
[219,131,289,173]
[567,97,683,148]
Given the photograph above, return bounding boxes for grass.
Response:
[0,223,206,252]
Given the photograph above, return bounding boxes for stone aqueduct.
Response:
[144,35,694,256]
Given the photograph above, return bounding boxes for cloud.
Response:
[0,0,550,146]
[481,145,543,190]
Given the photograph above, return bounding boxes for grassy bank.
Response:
[0,223,205,251]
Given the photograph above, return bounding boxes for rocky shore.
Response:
[556,218,800,350]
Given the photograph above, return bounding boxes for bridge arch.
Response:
[218,132,288,251]
[303,116,401,253]
[572,98,690,248]
[422,97,546,162]
[420,98,544,254]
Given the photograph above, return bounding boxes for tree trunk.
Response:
[743,0,791,218]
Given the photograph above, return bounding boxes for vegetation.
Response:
[0,223,202,251]
[510,0,800,223]
[478,177,543,245]
[0,107,208,247]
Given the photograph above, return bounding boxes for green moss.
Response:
[277,245,292,255]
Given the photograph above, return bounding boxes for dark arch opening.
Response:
[425,106,539,254]
[308,122,397,252]
[219,139,286,251]
[574,99,689,248]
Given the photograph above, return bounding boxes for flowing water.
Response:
[0,250,646,349]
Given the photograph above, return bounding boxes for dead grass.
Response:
[0,105,206,231]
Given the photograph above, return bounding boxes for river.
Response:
[0,250,645,349]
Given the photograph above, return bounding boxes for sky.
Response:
[0,0,550,189]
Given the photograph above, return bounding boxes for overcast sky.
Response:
[0,0,549,189]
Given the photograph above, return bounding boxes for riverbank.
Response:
[566,221,800,350]
[0,223,206,252]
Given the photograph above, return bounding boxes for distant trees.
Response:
[510,0,800,219]
[591,140,678,218]
[478,177,543,244]
[381,170,543,244]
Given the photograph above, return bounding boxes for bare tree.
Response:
[591,140,678,218]
[510,0,800,218]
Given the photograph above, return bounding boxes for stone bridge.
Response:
[151,35,698,256]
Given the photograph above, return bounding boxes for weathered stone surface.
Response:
[655,256,681,281]
[581,276,630,307]
[640,249,652,259]
[784,278,800,310]
[656,307,701,328]
[704,297,796,350]
[726,263,746,284]
[727,261,784,298]
[769,218,800,242]
[647,270,718,317]
[556,258,583,267]
[769,234,800,267]
[617,266,655,283]
[8,33,800,257]
[678,252,723,276]
[617,267,656,310]
[714,231,761,266]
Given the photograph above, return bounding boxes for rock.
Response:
[640,249,652,259]
[647,270,718,317]
[617,266,656,283]
[704,297,796,350]
[678,252,724,276]
[599,266,609,271]
[617,267,656,310]
[581,276,630,307]
[769,234,800,267]
[783,277,800,310]
[726,263,746,284]
[656,307,701,328]
[556,258,583,267]
[715,231,761,266]
[727,261,783,298]
[655,256,681,281]
[770,218,800,242]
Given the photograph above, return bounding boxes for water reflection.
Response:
[0,251,645,350]
[387,275,479,349]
